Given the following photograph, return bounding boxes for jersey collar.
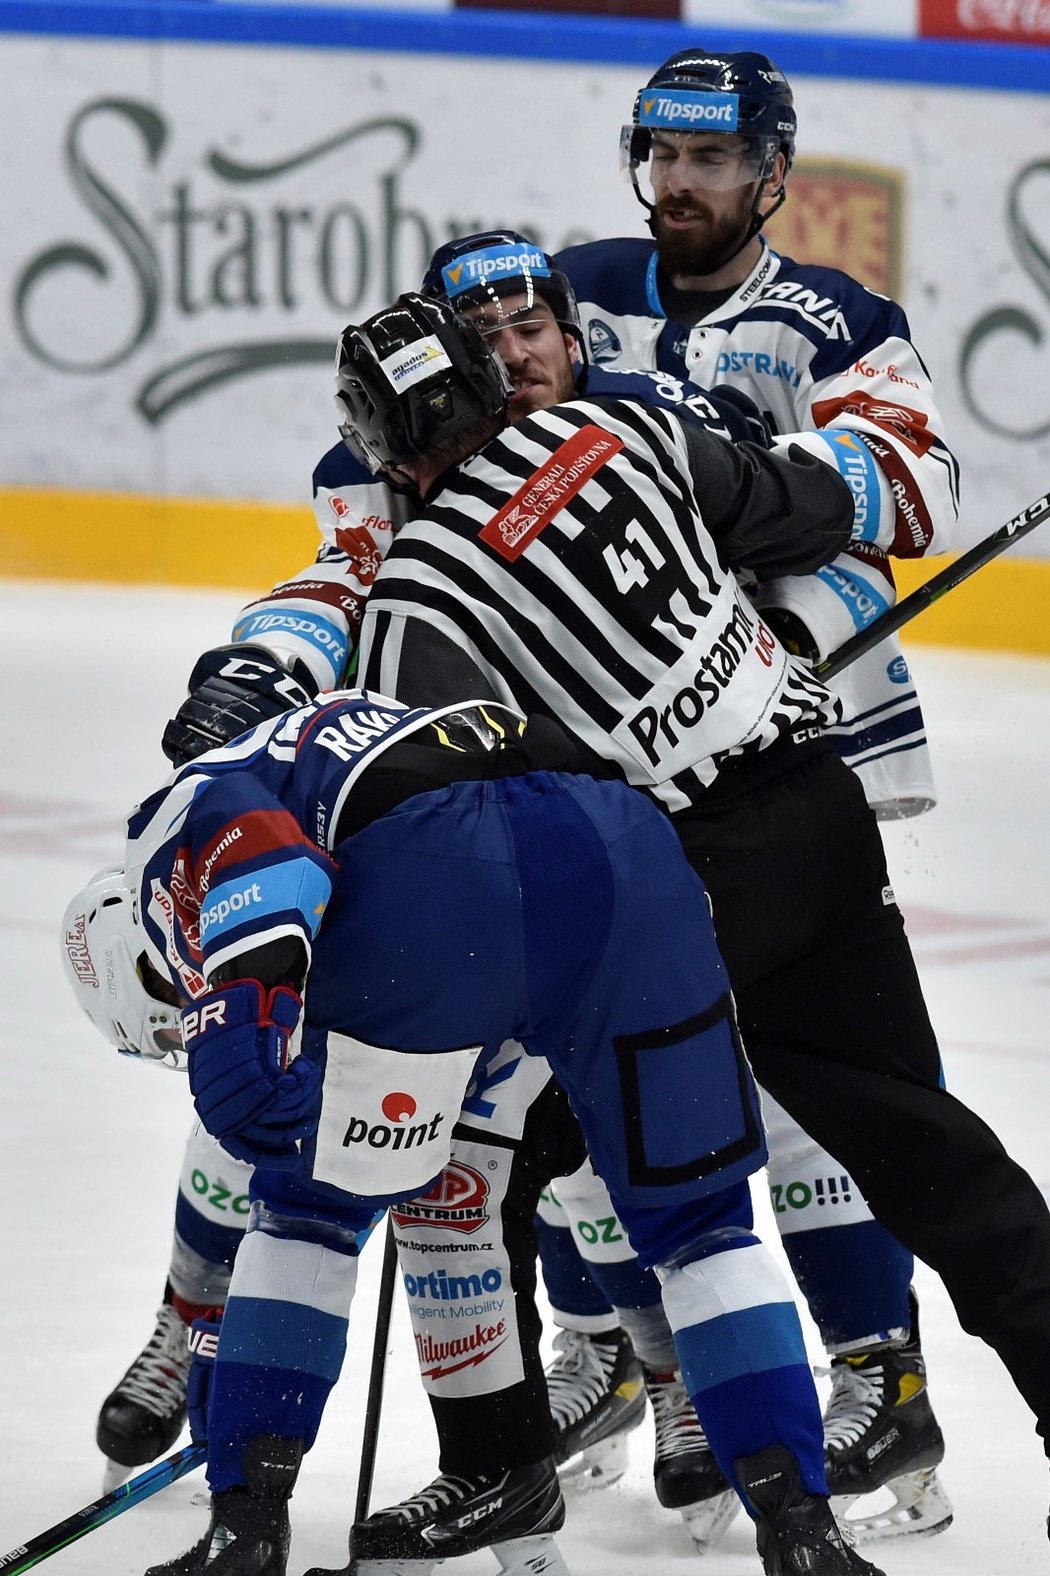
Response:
[645,240,781,322]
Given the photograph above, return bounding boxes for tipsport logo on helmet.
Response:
[441,245,551,302]
[639,89,740,132]
[380,337,452,394]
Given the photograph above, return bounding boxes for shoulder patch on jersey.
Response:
[479,425,624,562]
[588,319,623,365]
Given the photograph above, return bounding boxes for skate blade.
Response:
[350,1562,439,1576]
[832,1466,954,1543]
[557,1430,629,1490]
[101,1458,133,1493]
[492,1533,571,1575]
[679,1489,741,1552]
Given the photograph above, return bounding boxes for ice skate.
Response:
[304,1458,569,1576]
[823,1342,953,1542]
[144,1435,301,1576]
[547,1328,645,1486]
[737,1445,887,1576]
[642,1365,740,1549]
[97,1299,191,1490]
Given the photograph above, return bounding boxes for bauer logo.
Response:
[638,90,739,131]
[441,246,550,300]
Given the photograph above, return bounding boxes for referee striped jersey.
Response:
[358,397,842,814]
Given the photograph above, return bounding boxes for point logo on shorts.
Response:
[391,1160,491,1234]
[382,1092,417,1123]
[342,1091,444,1153]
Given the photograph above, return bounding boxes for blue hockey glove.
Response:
[182,982,321,1168]
[186,1308,223,1443]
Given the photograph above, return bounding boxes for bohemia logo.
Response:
[342,1091,444,1151]
[391,1161,491,1234]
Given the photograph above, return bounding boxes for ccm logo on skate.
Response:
[342,1091,445,1151]
[391,1161,490,1234]
[181,1000,228,1041]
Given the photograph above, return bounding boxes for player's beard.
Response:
[652,189,755,281]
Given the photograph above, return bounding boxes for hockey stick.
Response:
[355,1215,400,1523]
[0,1442,206,1575]
[814,488,1050,682]
[301,1218,401,1576]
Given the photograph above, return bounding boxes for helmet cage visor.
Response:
[620,123,779,191]
[427,239,583,354]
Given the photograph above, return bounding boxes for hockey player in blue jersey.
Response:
[547,48,962,1540]
[91,239,788,1511]
[94,230,950,1554]
[63,687,887,1576]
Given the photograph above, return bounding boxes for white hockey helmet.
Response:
[61,866,185,1070]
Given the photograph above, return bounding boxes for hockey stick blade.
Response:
[815,488,1050,682]
[0,1442,206,1574]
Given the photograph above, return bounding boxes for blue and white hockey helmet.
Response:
[61,866,185,1070]
[421,231,584,355]
[622,49,797,190]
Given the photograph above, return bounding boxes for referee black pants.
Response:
[674,747,1050,1452]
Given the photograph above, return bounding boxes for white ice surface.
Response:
[2,581,1049,1575]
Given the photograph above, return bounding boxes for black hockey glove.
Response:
[760,607,819,663]
[162,644,315,766]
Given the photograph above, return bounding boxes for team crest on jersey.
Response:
[480,425,624,561]
[588,319,622,365]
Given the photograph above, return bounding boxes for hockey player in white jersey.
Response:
[548,47,961,1541]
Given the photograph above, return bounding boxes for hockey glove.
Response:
[183,982,321,1168]
[162,644,315,766]
[760,607,819,662]
[186,1308,223,1443]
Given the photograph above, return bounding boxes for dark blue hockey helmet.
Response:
[421,230,584,355]
[334,292,510,474]
[623,49,796,190]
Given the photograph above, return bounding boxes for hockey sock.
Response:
[660,1233,826,1512]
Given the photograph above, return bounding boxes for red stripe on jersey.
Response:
[479,424,624,562]
[854,432,936,557]
[242,577,369,623]
[194,808,314,898]
[812,390,935,459]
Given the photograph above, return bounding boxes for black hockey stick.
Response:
[302,1218,400,1576]
[355,1215,400,1522]
[0,1442,205,1574]
[814,487,1050,682]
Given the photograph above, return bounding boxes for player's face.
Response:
[648,132,784,281]
[464,294,578,419]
